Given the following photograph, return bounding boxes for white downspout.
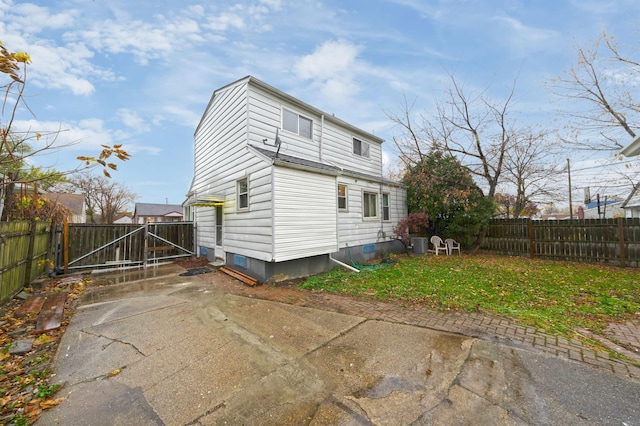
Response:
[329,254,360,273]
[320,115,325,162]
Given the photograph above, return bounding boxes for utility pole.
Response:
[567,158,573,219]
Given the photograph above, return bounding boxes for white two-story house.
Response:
[185,76,407,282]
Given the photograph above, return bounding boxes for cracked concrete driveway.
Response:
[37,265,640,425]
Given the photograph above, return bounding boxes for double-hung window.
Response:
[338,184,348,210]
[283,108,312,139]
[353,138,370,157]
[237,178,248,210]
[382,193,390,221]
[363,192,377,218]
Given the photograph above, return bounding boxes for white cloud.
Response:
[4,1,77,34]
[294,39,362,104]
[205,12,245,31]
[492,16,560,53]
[116,109,150,132]
[24,41,101,95]
[259,0,282,10]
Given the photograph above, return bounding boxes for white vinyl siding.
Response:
[191,80,273,262]
[273,168,337,261]
[196,207,215,249]
[336,176,407,248]
[321,125,381,175]
[190,77,407,268]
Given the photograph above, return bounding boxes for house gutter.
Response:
[329,254,360,273]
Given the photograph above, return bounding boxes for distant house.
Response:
[113,212,133,224]
[583,197,624,219]
[133,203,183,224]
[621,184,640,218]
[184,76,407,282]
[44,193,86,223]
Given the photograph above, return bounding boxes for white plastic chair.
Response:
[430,236,448,256]
[445,238,461,255]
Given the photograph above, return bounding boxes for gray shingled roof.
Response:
[134,203,183,217]
[249,145,402,186]
[44,193,85,216]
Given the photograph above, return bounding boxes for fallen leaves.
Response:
[1,275,87,424]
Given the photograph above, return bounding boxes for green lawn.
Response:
[301,254,640,336]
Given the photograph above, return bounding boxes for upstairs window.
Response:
[353,138,370,157]
[283,108,313,139]
[338,184,348,210]
[237,178,248,210]
[363,192,377,218]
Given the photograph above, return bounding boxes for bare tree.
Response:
[1,41,131,221]
[388,73,518,198]
[548,30,640,152]
[502,128,563,217]
[70,173,137,224]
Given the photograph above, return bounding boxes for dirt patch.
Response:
[173,256,211,269]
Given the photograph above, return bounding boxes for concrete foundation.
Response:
[224,239,406,283]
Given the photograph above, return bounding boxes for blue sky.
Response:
[2,0,640,207]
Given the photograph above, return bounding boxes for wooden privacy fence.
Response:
[0,220,52,304]
[54,222,195,272]
[481,218,640,267]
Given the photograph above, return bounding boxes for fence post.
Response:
[63,219,69,274]
[23,219,37,287]
[143,223,149,268]
[528,219,535,258]
[618,217,627,267]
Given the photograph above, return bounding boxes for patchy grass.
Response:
[301,254,640,336]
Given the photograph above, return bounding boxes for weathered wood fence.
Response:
[481,218,640,267]
[54,222,195,272]
[0,220,52,304]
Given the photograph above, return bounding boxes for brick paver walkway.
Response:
[197,271,640,382]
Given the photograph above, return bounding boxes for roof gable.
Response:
[196,75,384,145]
[134,203,183,217]
[44,193,85,216]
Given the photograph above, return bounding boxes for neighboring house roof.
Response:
[44,193,85,217]
[249,145,403,187]
[134,203,183,217]
[584,198,622,210]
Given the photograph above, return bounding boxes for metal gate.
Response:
[54,222,195,272]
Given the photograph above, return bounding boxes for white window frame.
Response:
[237,178,249,211]
[382,193,390,221]
[363,191,377,219]
[283,107,313,139]
[353,138,370,158]
[338,183,348,211]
